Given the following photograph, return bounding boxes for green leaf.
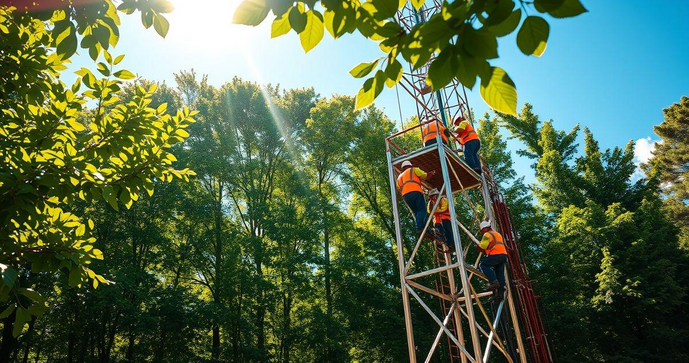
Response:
[548,0,587,18]
[0,305,14,319]
[484,0,514,26]
[463,28,498,59]
[233,0,270,26]
[288,3,308,33]
[349,59,380,78]
[488,9,521,37]
[153,13,170,38]
[113,70,136,80]
[271,14,291,38]
[517,16,549,57]
[371,0,399,20]
[96,62,110,77]
[426,48,456,90]
[300,10,324,53]
[20,289,43,302]
[384,59,403,87]
[56,24,77,60]
[114,54,125,65]
[355,71,386,110]
[480,67,517,115]
[534,0,565,12]
[68,267,81,287]
[2,267,18,289]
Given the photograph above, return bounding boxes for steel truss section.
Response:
[396,1,472,128]
[386,123,526,363]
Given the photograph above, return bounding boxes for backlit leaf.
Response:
[233,0,270,26]
[480,67,517,115]
[300,10,324,53]
[271,14,291,38]
[350,59,380,78]
[517,16,549,57]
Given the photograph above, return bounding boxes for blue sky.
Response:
[66,0,689,182]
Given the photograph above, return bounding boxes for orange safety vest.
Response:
[429,197,451,224]
[456,121,480,145]
[397,168,423,196]
[484,231,507,256]
[422,121,448,145]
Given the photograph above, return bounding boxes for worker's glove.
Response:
[476,246,486,254]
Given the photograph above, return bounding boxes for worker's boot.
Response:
[486,280,500,293]
[473,167,482,175]
[489,287,505,303]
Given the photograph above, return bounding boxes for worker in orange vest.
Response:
[397,161,435,238]
[454,117,482,175]
[427,189,455,253]
[477,220,508,301]
[421,119,451,147]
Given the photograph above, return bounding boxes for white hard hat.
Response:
[429,188,439,196]
[401,161,412,168]
[479,221,491,230]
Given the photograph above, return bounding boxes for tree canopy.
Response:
[233,0,587,114]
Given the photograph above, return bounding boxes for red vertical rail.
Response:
[488,183,554,363]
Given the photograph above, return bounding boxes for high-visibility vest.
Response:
[422,121,448,145]
[456,121,480,145]
[397,168,423,196]
[484,231,507,256]
[428,197,451,224]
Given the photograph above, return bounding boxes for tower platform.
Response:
[392,143,482,192]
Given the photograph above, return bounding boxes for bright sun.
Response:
[167,0,253,49]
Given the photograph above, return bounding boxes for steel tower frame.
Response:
[386,124,526,363]
[385,2,554,362]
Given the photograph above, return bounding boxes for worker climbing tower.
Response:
[385,2,555,362]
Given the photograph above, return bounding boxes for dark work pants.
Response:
[424,138,447,147]
[463,139,481,171]
[403,191,428,233]
[437,219,455,248]
[480,254,507,288]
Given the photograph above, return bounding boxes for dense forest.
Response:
[2,1,689,362]
[3,68,688,362]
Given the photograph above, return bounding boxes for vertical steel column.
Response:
[480,175,495,227]
[505,272,528,363]
[483,298,506,363]
[437,143,483,361]
[386,142,417,363]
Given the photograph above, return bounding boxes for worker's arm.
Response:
[413,168,428,180]
[456,121,469,131]
[479,234,491,250]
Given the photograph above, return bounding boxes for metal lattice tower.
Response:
[385,2,555,363]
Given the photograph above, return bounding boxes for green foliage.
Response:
[0,0,191,337]
[502,103,689,362]
[517,16,549,57]
[233,0,587,113]
[648,96,689,249]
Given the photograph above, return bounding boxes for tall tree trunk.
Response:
[255,243,266,362]
[126,330,134,362]
[233,273,243,362]
[324,226,333,361]
[22,317,36,363]
[282,290,293,363]
[0,311,17,362]
[211,185,223,362]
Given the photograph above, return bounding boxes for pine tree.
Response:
[649,96,689,249]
